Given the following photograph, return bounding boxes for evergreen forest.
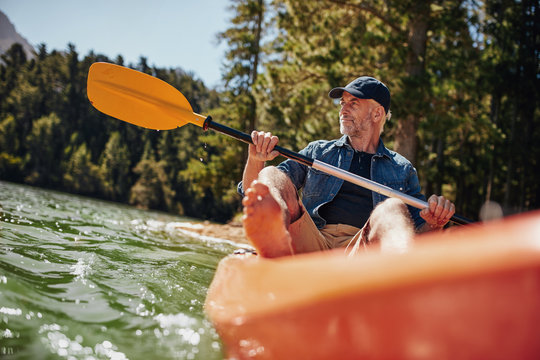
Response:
[1,0,538,223]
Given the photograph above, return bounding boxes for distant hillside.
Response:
[0,10,34,58]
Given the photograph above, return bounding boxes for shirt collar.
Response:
[335,135,391,159]
[335,135,350,148]
[375,139,392,159]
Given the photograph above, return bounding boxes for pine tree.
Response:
[24,113,64,186]
[99,132,131,201]
[63,142,101,195]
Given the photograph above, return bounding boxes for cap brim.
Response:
[328,87,345,98]
[329,87,368,99]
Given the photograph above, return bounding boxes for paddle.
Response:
[87,62,472,225]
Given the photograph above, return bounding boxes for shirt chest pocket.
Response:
[303,168,332,198]
[382,180,407,193]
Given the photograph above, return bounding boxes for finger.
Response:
[436,199,451,222]
[432,196,444,218]
[255,131,265,153]
[438,199,457,226]
[269,150,279,159]
[425,195,445,224]
[263,136,278,158]
[428,195,438,214]
[420,195,435,220]
[434,196,452,219]
[449,202,456,217]
[441,202,456,223]
[248,131,257,154]
[269,135,279,151]
[261,132,272,153]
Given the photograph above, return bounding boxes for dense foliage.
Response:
[1,0,538,222]
[0,45,231,221]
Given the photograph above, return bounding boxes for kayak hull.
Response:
[205,212,540,359]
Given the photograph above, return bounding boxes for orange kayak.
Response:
[205,211,540,360]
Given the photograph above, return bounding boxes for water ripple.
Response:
[1,181,244,359]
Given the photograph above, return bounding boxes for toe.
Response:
[242,195,254,206]
[251,181,270,196]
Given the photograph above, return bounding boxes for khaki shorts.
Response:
[289,205,371,255]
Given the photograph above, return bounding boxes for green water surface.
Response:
[0,181,245,359]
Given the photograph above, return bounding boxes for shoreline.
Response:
[174,220,249,245]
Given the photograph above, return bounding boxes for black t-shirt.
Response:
[318,150,374,228]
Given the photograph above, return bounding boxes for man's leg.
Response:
[242,166,302,257]
[346,198,415,255]
[368,198,415,253]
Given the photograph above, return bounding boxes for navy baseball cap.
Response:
[329,76,391,113]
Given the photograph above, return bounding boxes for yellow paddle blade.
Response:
[87,62,207,130]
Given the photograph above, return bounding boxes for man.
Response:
[238,76,455,257]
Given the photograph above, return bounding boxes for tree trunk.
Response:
[394,113,419,164]
[247,0,264,132]
[242,0,265,163]
[435,136,444,194]
[393,2,430,164]
[503,101,517,210]
[486,92,501,202]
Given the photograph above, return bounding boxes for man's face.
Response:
[339,92,378,137]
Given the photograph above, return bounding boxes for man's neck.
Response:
[347,134,379,154]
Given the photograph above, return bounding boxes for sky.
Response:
[0,0,230,87]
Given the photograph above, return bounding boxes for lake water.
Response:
[0,181,246,359]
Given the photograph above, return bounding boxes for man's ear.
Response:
[373,105,385,122]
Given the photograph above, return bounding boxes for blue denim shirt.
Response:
[238,135,426,230]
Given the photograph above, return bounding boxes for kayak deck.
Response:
[205,211,540,359]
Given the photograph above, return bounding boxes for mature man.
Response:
[238,76,455,257]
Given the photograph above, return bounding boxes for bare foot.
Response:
[242,181,294,257]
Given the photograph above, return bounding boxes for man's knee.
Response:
[370,197,414,231]
[372,198,409,218]
[258,166,283,182]
[368,198,414,252]
[257,166,301,223]
[257,166,294,193]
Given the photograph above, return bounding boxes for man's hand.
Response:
[242,131,280,193]
[420,195,456,230]
[249,131,280,162]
